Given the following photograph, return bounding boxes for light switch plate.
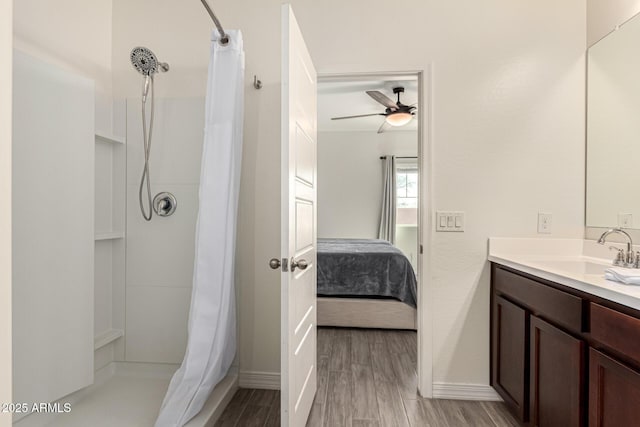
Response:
[436,211,465,232]
[619,213,633,228]
[538,212,552,234]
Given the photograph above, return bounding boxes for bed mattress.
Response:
[317,238,417,308]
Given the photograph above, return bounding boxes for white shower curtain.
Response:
[378,155,396,244]
[155,30,244,427]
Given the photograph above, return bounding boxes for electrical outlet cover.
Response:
[619,213,633,228]
[538,212,552,234]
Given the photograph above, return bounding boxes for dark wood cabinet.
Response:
[492,295,528,421]
[491,263,640,427]
[589,348,640,427]
[530,315,584,427]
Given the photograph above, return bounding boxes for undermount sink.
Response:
[534,259,610,275]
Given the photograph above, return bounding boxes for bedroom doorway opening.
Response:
[313,71,427,406]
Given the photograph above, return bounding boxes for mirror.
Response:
[587,13,640,229]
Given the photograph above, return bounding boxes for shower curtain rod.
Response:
[199,0,229,45]
[198,0,263,89]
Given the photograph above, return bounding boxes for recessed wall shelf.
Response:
[95,231,125,241]
[95,132,125,145]
[94,114,127,364]
[94,329,124,350]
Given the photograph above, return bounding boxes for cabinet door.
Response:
[492,295,528,421]
[589,348,640,427]
[530,315,585,427]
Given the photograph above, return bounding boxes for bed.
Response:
[316,238,418,330]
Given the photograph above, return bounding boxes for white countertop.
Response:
[488,237,640,311]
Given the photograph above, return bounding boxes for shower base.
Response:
[14,363,238,427]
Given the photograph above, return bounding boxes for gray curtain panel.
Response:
[378,155,396,243]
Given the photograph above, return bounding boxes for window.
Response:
[396,167,418,208]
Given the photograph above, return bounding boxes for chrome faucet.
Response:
[598,228,637,268]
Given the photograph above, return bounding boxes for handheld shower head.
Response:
[131,47,158,76]
[130,47,169,76]
[131,47,169,104]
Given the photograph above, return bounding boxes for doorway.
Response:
[314,71,428,402]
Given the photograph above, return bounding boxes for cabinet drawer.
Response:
[494,267,583,332]
[591,303,640,366]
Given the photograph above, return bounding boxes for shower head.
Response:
[130,47,169,76]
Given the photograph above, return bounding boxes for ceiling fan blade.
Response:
[377,120,390,134]
[331,113,385,120]
[366,91,398,109]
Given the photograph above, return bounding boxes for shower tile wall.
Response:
[125,98,205,363]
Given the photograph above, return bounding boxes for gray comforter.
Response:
[317,238,417,308]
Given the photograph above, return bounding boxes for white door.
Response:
[280,4,318,426]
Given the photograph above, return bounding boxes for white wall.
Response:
[112,0,587,390]
[12,51,95,410]
[0,0,12,425]
[13,0,119,383]
[317,131,417,239]
[13,0,113,132]
[587,0,640,46]
[123,98,203,364]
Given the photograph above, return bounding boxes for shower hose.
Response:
[139,75,154,221]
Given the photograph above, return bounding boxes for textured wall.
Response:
[317,131,417,239]
[587,0,640,46]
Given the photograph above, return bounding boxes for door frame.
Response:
[316,68,434,397]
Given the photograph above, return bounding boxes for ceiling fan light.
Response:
[385,112,412,127]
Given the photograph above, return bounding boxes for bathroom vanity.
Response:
[489,238,640,426]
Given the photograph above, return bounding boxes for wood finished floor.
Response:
[216,327,520,427]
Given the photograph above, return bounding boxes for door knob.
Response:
[269,258,281,270]
[290,258,308,272]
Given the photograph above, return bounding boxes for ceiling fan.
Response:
[331,86,417,133]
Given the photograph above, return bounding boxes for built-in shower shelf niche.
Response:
[94,329,124,350]
[95,132,125,144]
[93,111,127,365]
[95,231,125,241]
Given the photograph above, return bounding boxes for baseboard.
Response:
[432,382,503,401]
[239,371,281,390]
